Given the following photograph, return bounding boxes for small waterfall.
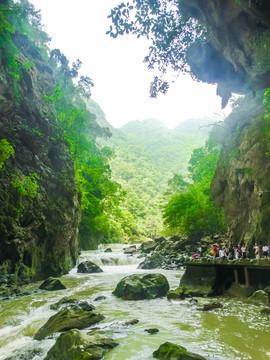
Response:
[77,244,142,267]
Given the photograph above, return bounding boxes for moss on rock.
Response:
[113,273,169,300]
[153,342,206,360]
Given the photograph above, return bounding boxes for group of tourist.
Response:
[210,243,270,260]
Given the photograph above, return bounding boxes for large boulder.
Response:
[34,308,104,340]
[44,329,118,360]
[112,273,169,300]
[39,278,66,291]
[77,261,103,274]
[153,342,207,360]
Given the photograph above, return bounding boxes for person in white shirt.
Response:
[262,245,269,259]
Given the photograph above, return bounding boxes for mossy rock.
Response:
[247,290,270,305]
[50,296,95,311]
[225,283,254,298]
[200,302,223,311]
[167,287,186,300]
[77,261,103,274]
[34,308,104,340]
[138,253,164,269]
[139,240,157,253]
[39,278,66,291]
[113,273,169,300]
[44,329,118,360]
[153,342,206,359]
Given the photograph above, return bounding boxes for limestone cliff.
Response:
[0,33,80,285]
[211,94,270,246]
[180,0,270,106]
[178,0,270,246]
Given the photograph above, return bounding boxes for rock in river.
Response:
[112,273,169,300]
[77,261,103,274]
[44,329,118,360]
[34,308,104,340]
[39,278,66,291]
[50,296,95,311]
[153,342,207,360]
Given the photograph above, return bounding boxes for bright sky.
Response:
[30,0,227,129]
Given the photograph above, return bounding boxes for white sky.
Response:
[30,0,228,129]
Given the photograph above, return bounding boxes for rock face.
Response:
[112,273,170,300]
[0,34,80,284]
[77,261,103,274]
[180,0,270,106]
[34,308,104,340]
[44,329,118,360]
[211,95,270,246]
[153,342,206,360]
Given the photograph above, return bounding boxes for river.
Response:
[0,244,270,360]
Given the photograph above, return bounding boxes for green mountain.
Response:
[88,99,219,238]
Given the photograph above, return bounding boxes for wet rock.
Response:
[39,278,66,291]
[104,248,112,253]
[200,302,223,311]
[34,308,104,340]
[50,296,95,311]
[44,329,118,360]
[153,342,206,359]
[113,273,170,300]
[101,258,114,265]
[77,261,103,274]
[138,252,164,269]
[125,319,139,326]
[94,295,107,301]
[139,240,156,253]
[144,328,159,334]
[124,245,137,254]
[247,290,270,305]
[167,287,186,300]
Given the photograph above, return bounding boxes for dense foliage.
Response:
[89,99,218,239]
[162,140,226,236]
[107,0,204,97]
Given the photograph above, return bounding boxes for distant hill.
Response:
[88,99,219,237]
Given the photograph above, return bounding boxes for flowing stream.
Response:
[0,244,270,360]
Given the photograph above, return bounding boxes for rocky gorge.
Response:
[1,0,270,358]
